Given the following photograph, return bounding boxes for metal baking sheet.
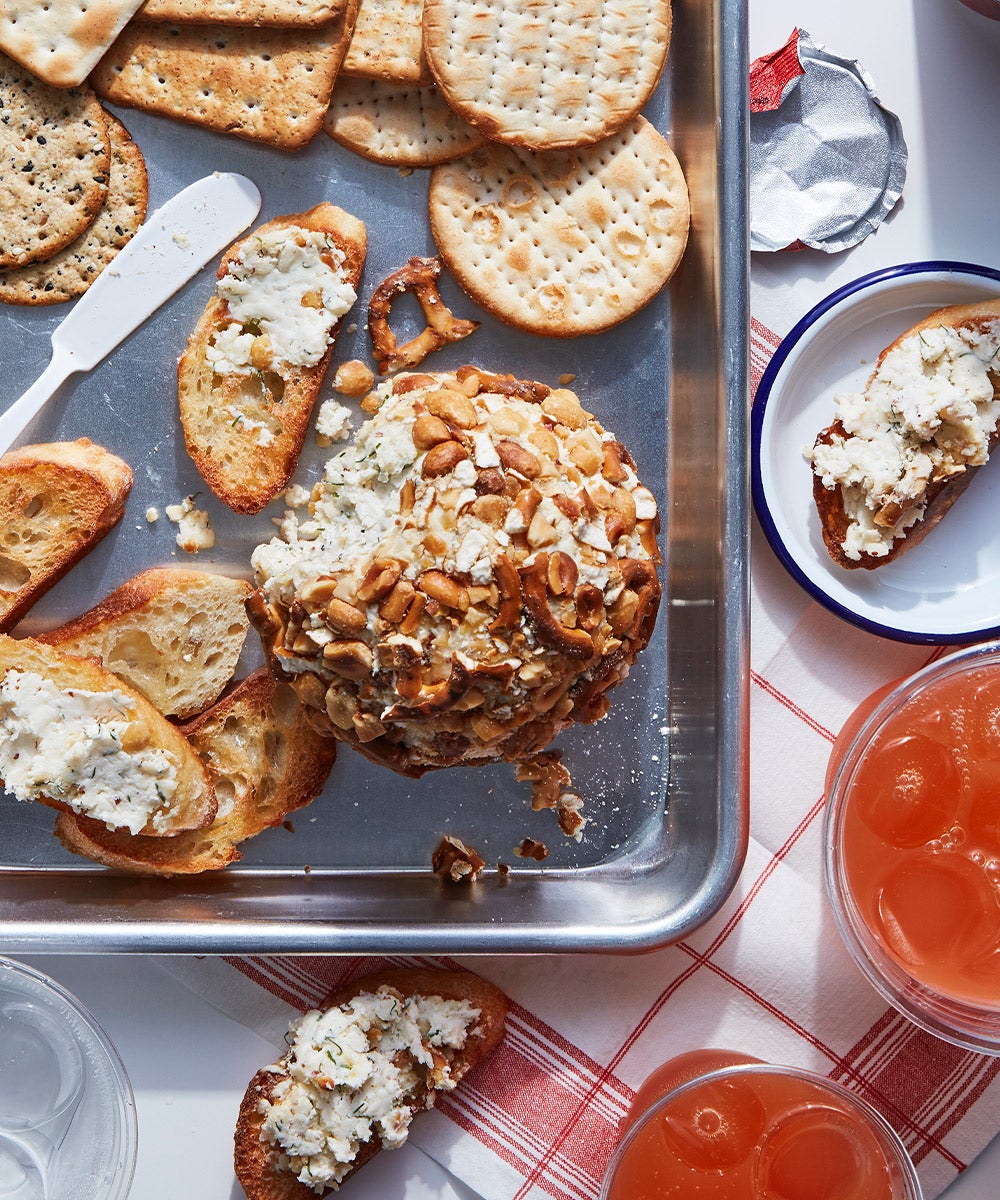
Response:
[0,0,748,953]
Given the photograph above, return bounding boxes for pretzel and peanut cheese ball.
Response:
[249,367,661,775]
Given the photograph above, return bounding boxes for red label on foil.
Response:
[749,28,805,112]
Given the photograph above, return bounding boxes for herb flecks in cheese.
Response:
[0,670,179,834]
[226,405,275,448]
[259,986,480,1192]
[810,319,1000,560]
[206,228,357,377]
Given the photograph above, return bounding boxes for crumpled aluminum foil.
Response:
[749,29,907,253]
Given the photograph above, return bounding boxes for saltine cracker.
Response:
[93,7,358,151]
[138,0,348,29]
[342,0,429,85]
[0,0,147,87]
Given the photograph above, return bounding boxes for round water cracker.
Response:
[324,77,484,166]
[0,54,110,270]
[428,116,690,338]
[0,113,148,306]
[422,0,672,151]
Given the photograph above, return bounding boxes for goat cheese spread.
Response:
[809,319,1000,559]
[225,405,275,447]
[0,670,179,833]
[315,398,353,444]
[206,228,357,376]
[259,987,480,1191]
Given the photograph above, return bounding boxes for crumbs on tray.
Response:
[165,495,214,553]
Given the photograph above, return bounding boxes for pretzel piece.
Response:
[518,554,596,660]
[368,255,479,374]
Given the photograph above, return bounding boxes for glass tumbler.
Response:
[0,959,137,1200]
[602,1052,922,1200]
[824,641,1000,1054]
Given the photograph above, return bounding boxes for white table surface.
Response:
[13,1,1000,1198]
[19,956,481,1200]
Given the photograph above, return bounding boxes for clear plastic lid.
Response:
[0,959,137,1200]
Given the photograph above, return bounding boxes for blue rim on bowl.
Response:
[751,260,1000,644]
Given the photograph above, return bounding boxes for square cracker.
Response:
[137,0,348,28]
[92,8,358,150]
[0,0,148,87]
[324,77,483,167]
[342,0,429,86]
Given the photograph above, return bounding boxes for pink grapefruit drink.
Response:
[603,1053,920,1200]
[825,642,1000,1051]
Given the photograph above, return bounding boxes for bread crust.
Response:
[37,567,252,718]
[234,967,507,1200]
[813,421,995,569]
[0,635,215,835]
[178,204,367,514]
[54,668,337,874]
[0,439,132,631]
[811,300,1000,569]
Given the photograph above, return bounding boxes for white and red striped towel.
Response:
[165,309,1000,1199]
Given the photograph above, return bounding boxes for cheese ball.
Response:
[249,367,661,774]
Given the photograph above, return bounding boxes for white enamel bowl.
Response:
[752,261,1000,643]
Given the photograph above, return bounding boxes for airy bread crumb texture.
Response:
[0,440,132,633]
[37,568,252,719]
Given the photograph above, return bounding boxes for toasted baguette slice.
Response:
[235,967,508,1200]
[0,635,215,836]
[812,419,1000,569]
[178,204,367,514]
[36,568,252,719]
[811,300,1000,569]
[0,439,132,632]
[54,669,337,874]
